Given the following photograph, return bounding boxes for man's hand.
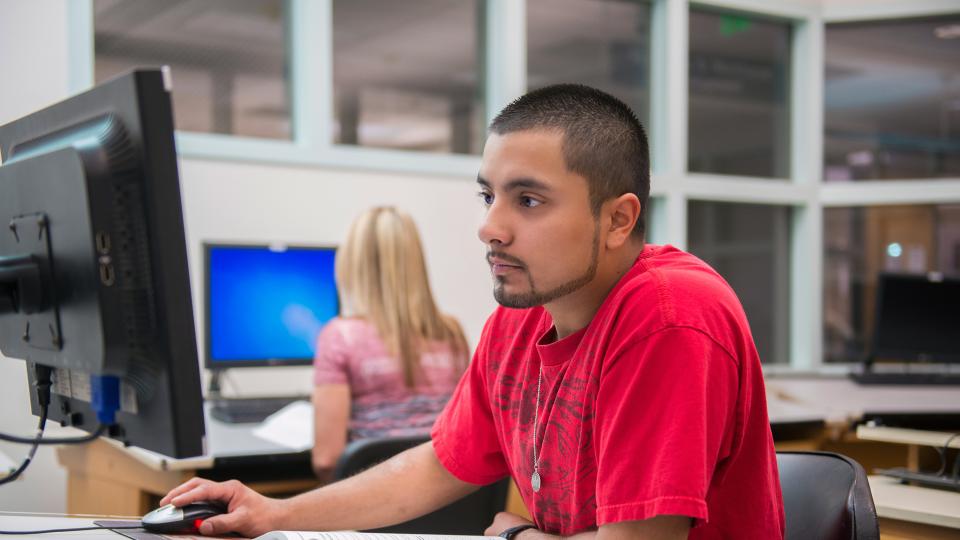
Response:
[159,477,287,537]
[485,511,535,538]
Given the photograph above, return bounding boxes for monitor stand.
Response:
[205,368,308,424]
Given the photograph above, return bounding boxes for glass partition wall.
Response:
[73,0,960,370]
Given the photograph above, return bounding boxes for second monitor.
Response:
[205,243,339,422]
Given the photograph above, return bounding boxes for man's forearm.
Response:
[523,530,596,540]
[519,515,690,540]
[276,441,479,532]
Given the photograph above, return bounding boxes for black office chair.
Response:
[332,435,510,535]
[777,451,880,540]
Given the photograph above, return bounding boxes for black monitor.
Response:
[871,272,960,364]
[0,69,205,458]
[204,243,339,370]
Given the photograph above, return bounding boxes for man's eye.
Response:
[478,191,493,205]
[520,196,542,208]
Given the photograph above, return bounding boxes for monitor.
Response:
[0,68,205,458]
[871,272,960,364]
[204,243,339,369]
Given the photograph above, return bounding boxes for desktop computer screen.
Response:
[0,68,205,458]
[872,272,960,364]
[205,243,339,369]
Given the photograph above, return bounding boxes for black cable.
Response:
[0,364,109,445]
[0,406,48,487]
[0,524,143,535]
[934,432,960,477]
[0,366,110,489]
[948,434,960,484]
[0,424,107,445]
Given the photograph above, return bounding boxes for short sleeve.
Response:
[313,320,350,386]
[595,326,738,527]
[431,320,509,486]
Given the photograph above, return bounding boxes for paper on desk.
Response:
[252,400,314,451]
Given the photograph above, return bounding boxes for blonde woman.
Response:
[311,206,469,481]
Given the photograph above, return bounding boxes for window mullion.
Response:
[484,0,526,128]
[69,0,95,93]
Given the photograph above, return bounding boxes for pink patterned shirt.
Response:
[313,317,466,440]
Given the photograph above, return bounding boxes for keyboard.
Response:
[208,396,308,424]
[849,372,960,385]
[878,467,960,492]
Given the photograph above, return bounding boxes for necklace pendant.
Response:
[531,471,542,492]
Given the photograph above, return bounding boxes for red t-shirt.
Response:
[432,245,784,538]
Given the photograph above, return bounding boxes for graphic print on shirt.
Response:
[488,319,602,534]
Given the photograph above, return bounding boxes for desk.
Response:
[765,393,829,449]
[868,475,960,540]
[765,376,960,467]
[57,403,319,516]
[0,512,139,539]
[765,376,960,425]
[56,378,959,519]
[857,425,960,470]
[857,426,960,448]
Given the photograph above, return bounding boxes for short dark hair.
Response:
[489,84,650,239]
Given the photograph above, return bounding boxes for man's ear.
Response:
[604,193,641,249]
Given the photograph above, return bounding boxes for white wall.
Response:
[180,159,494,396]
[0,1,74,514]
[0,2,495,513]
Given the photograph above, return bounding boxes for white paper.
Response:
[252,400,314,450]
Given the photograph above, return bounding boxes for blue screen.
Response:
[207,245,338,364]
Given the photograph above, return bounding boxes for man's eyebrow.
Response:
[476,176,551,192]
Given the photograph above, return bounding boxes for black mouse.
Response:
[141,500,228,533]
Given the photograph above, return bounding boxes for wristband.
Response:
[499,524,537,539]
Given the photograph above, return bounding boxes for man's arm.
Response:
[160,441,479,537]
[485,512,690,540]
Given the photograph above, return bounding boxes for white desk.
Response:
[0,512,138,539]
[0,511,253,539]
[868,476,960,539]
[857,426,960,449]
[56,403,319,517]
[765,376,960,425]
[114,402,307,472]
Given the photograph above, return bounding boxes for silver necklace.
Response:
[531,363,543,493]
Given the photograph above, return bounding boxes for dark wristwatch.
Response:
[499,524,537,539]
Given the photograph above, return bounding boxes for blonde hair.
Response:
[336,207,468,387]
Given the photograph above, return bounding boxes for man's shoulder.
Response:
[611,245,750,336]
[621,245,733,300]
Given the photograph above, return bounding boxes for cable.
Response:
[0,524,143,535]
[1,364,109,446]
[0,406,48,487]
[949,434,960,484]
[0,424,106,445]
[934,432,960,477]
[0,365,111,489]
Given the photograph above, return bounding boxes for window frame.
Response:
[70,0,960,372]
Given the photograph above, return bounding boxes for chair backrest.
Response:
[777,451,880,540]
[333,435,510,535]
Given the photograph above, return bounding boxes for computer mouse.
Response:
[141,500,228,534]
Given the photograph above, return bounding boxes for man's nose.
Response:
[478,200,511,246]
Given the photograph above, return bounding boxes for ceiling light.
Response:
[934,24,960,39]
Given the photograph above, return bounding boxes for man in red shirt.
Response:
[161,84,785,539]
